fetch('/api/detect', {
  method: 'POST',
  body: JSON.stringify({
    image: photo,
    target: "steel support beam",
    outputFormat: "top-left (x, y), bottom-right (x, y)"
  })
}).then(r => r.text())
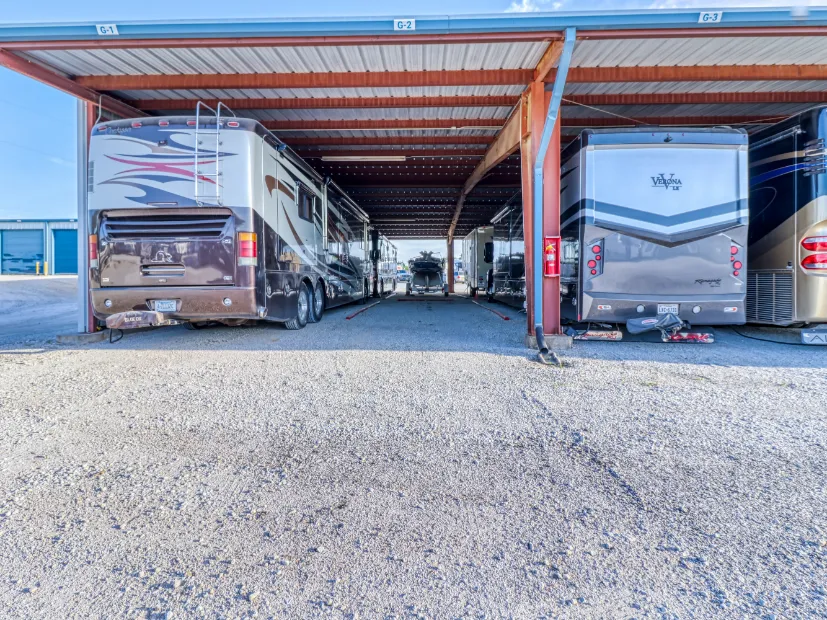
top-left (447, 239), bottom-right (455, 294)
top-left (76, 65), bottom-right (827, 92)
top-left (76, 101), bottom-right (93, 334)
top-left (135, 95), bottom-right (518, 111)
top-left (77, 69), bottom-right (534, 91)
top-left (263, 118), bottom-right (503, 131)
top-left (530, 27), bottom-right (575, 350)
top-left (559, 114), bottom-right (785, 127)
top-left (534, 40), bottom-right (564, 82)
top-left (562, 64), bottom-right (827, 83)
top-left (296, 149), bottom-right (487, 158)
top-left (285, 137), bottom-right (493, 146)
top-left (565, 91), bottom-right (827, 106)
top-left (0, 49), bottom-right (146, 119)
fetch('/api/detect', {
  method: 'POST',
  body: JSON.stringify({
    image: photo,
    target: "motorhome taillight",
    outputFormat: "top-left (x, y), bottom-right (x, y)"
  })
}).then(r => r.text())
top-left (227, 121), bottom-right (240, 128)
top-left (733, 261), bottom-right (743, 270)
top-left (801, 253), bottom-right (827, 270)
top-left (587, 240), bottom-right (604, 278)
top-left (89, 235), bottom-right (99, 269)
top-left (238, 232), bottom-right (258, 267)
top-left (802, 236), bottom-right (827, 251)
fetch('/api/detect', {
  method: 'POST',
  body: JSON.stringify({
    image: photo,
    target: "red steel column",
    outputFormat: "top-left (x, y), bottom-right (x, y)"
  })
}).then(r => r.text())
top-left (520, 82), bottom-right (550, 335)
top-left (521, 82), bottom-right (562, 338)
top-left (542, 113), bottom-right (562, 335)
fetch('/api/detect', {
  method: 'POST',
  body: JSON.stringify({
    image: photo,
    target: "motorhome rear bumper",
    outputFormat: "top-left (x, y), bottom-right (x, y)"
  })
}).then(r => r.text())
top-left (91, 286), bottom-right (259, 321)
top-left (580, 294), bottom-right (746, 325)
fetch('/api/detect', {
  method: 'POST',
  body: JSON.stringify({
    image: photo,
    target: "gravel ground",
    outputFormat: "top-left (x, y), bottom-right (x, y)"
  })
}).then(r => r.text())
top-left (0, 285), bottom-right (825, 619)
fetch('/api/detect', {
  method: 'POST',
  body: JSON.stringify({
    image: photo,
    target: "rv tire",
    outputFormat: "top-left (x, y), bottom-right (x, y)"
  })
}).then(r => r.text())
top-left (284, 283), bottom-right (310, 330)
top-left (308, 279), bottom-right (324, 323)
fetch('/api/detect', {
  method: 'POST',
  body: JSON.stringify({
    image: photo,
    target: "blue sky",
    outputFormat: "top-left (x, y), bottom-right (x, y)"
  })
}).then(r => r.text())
top-left (0, 0), bottom-right (815, 233)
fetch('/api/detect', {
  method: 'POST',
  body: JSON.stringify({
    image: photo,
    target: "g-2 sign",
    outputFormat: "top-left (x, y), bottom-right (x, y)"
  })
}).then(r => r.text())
top-left (394, 19), bottom-right (416, 31)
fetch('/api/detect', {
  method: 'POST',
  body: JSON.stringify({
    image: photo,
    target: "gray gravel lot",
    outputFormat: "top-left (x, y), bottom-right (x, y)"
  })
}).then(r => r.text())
top-left (0, 285), bottom-right (825, 619)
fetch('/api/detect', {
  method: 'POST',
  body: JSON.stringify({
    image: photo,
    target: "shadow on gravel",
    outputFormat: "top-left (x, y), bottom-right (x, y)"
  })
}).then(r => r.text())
top-left (4, 292), bottom-right (827, 369)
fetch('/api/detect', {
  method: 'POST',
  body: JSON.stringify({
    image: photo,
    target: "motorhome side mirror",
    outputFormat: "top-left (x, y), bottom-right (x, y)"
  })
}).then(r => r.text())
top-left (370, 249), bottom-right (380, 261)
top-left (483, 242), bottom-right (494, 263)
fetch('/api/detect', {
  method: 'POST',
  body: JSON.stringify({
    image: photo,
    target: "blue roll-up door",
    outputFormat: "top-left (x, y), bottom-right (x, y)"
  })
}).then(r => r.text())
top-left (1, 230), bottom-right (44, 274)
top-left (53, 229), bottom-right (78, 274)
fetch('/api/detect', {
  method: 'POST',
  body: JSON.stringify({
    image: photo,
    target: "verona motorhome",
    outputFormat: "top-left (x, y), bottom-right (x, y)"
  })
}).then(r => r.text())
top-left (559, 127), bottom-right (749, 329)
top-left (88, 110), bottom-right (372, 330)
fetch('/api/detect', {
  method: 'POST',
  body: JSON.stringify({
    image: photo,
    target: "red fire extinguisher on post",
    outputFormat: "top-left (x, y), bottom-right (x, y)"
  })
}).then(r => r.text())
top-left (543, 236), bottom-right (560, 277)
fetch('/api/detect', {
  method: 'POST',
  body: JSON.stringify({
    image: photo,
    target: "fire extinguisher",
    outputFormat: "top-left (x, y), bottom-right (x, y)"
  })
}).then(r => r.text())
top-left (543, 236), bottom-right (560, 277)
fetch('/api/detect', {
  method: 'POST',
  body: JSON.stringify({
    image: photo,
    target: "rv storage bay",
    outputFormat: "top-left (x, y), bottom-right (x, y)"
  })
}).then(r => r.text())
top-left (0, 290), bottom-right (825, 617)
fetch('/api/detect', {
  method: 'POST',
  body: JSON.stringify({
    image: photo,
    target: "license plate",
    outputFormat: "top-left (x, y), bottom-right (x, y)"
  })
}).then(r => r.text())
top-left (657, 304), bottom-right (679, 315)
top-left (154, 300), bottom-right (177, 312)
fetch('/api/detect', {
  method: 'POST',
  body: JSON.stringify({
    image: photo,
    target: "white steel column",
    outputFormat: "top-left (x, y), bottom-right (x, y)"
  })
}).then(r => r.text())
top-left (76, 100), bottom-right (92, 333)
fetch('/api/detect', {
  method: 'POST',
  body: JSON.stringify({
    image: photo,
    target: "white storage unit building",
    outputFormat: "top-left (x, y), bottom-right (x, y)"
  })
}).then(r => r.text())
top-left (0, 220), bottom-right (78, 275)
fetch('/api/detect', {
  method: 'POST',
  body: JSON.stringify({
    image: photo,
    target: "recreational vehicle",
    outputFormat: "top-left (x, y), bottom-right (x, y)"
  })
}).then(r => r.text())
top-left (407, 253), bottom-right (449, 296)
top-left (559, 127), bottom-right (749, 330)
top-left (88, 110), bottom-right (371, 331)
top-left (748, 107), bottom-right (827, 326)
top-left (486, 198), bottom-right (526, 309)
top-left (373, 233), bottom-right (398, 296)
top-left (462, 226), bottom-right (494, 296)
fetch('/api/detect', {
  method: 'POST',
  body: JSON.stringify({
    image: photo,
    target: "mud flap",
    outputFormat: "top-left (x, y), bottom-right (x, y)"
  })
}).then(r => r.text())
top-left (105, 311), bottom-right (180, 329)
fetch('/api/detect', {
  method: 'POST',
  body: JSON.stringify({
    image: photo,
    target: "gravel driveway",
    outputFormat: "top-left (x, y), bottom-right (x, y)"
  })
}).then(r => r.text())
top-left (0, 289), bottom-right (825, 618)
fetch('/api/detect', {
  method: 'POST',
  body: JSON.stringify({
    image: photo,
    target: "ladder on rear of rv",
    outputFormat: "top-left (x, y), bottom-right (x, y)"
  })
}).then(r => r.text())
top-left (193, 101), bottom-right (236, 206)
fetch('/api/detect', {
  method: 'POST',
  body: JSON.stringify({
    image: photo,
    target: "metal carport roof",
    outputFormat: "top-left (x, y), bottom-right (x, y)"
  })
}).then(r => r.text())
top-left (2, 8), bottom-right (827, 239)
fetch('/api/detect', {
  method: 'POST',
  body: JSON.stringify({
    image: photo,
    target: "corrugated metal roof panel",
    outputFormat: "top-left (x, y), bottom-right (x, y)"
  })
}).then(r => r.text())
top-left (28, 42), bottom-right (547, 77)
top-left (572, 37), bottom-right (827, 68)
